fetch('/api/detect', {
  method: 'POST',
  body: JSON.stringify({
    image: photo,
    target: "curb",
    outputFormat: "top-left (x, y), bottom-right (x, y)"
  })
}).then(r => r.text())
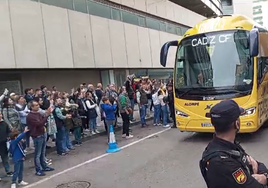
top-left (14, 117), bottom-right (153, 161)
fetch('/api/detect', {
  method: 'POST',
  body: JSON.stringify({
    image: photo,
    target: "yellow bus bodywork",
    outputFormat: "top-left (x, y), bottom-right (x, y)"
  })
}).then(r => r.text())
top-left (174, 15), bottom-right (268, 133)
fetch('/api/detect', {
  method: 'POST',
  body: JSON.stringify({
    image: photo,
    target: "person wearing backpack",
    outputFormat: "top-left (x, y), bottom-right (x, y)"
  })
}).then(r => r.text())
top-left (9, 126), bottom-right (29, 188)
top-left (0, 111), bottom-right (13, 181)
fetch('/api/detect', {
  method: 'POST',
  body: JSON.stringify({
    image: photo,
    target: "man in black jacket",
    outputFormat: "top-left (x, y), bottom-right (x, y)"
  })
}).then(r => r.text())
top-left (0, 111), bottom-right (13, 178)
top-left (200, 100), bottom-right (268, 188)
top-left (125, 76), bottom-right (136, 122)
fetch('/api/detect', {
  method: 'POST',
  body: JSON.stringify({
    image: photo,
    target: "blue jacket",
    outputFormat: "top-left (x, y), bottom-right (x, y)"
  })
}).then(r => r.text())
top-left (9, 132), bottom-right (26, 163)
top-left (101, 103), bottom-right (117, 120)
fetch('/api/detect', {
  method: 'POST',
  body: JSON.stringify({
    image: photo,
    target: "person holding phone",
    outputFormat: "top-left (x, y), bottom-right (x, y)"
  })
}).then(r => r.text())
top-left (26, 101), bottom-right (54, 176)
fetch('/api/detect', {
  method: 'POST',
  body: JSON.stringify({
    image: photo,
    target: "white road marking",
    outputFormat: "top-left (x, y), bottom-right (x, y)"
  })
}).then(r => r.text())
top-left (24, 127), bottom-right (171, 188)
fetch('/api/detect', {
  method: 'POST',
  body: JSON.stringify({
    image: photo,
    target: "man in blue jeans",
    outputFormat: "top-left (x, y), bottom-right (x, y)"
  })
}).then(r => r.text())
top-left (53, 98), bottom-right (73, 155)
top-left (26, 101), bottom-right (54, 176)
top-left (136, 85), bottom-right (150, 127)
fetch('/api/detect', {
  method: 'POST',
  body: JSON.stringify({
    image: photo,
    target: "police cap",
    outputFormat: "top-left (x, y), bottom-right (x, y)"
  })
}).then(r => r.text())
top-left (206, 100), bottom-right (245, 127)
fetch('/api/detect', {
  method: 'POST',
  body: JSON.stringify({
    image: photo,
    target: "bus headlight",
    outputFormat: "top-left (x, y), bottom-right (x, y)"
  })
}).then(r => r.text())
top-left (176, 109), bottom-right (189, 117)
top-left (241, 107), bottom-right (256, 116)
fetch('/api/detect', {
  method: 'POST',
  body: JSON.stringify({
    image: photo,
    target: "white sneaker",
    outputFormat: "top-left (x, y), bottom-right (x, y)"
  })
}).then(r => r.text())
top-left (18, 181), bottom-right (29, 186)
top-left (95, 130), bottom-right (100, 134)
top-left (11, 183), bottom-right (16, 188)
top-left (91, 131), bottom-right (96, 135)
top-left (163, 124), bottom-right (170, 128)
top-left (126, 135), bottom-right (134, 139)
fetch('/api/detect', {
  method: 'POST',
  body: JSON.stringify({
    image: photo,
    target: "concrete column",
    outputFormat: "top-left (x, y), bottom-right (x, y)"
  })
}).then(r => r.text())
top-left (109, 70), bottom-right (115, 84)
top-left (125, 69), bottom-right (130, 77)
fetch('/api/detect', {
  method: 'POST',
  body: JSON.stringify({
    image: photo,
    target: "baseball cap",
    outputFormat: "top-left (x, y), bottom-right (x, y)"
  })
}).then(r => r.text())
top-left (206, 100), bottom-right (245, 126)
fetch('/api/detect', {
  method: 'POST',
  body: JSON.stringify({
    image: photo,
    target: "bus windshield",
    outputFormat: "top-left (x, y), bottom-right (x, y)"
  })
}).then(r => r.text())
top-left (175, 30), bottom-right (253, 99)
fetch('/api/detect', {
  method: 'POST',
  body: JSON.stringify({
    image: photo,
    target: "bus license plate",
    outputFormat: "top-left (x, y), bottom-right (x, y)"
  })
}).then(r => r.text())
top-left (201, 123), bottom-right (213, 127)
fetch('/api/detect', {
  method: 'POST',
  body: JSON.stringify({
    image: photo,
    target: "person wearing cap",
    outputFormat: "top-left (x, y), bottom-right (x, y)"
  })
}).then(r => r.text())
top-left (10, 93), bottom-right (16, 101)
top-left (200, 100), bottom-right (268, 188)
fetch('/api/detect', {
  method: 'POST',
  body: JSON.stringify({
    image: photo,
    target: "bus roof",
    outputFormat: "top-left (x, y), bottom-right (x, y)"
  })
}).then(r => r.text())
top-left (183, 14), bottom-right (266, 38)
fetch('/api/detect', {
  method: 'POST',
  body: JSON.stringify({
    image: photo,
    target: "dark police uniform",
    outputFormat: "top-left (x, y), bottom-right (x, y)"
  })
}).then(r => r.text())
top-left (199, 100), bottom-right (268, 188)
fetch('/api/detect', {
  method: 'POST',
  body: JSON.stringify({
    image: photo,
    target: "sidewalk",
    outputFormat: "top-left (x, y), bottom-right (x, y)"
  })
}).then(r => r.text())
top-left (0, 105), bottom-right (153, 163)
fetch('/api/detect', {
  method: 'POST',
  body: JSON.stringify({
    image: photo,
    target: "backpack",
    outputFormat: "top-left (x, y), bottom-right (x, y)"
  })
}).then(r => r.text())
top-left (163, 96), bottom-right (169, 103)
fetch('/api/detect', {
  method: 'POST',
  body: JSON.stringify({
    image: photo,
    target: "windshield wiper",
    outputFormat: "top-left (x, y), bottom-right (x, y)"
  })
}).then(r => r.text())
top-left (190, 87), bottom-right (251, 93)
top-left (217, 89), bottom-right (251, 95)
top-left (176, 88), bottom-right (201, 97)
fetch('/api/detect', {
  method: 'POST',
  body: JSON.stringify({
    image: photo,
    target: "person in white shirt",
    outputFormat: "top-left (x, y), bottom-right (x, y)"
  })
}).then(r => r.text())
top-left (158, 89), bottom-right (170, 128)
top-left (152, 88), bottom-right (161, 126)
top-left (85, 92), bottom-right (99, 135)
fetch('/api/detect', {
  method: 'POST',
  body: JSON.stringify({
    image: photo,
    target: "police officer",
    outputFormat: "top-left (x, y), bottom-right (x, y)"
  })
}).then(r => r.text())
top-left (200, 100), bottom-right (268, 188)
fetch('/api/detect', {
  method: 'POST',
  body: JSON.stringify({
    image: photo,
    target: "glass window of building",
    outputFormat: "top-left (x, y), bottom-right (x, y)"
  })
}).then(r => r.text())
top-left (114, 70), bottom-right (126, 87)
top-left (129, 69), bottom-right (147, 77)
top-left (146, 17), bottom-right (160, 30)
top-left (159, 22), bottom-right (166, 32)
top-left (176, 26), bottom-right (182, 35)
top-left (100, 70), bottom-right (110, 88)
top-left (87, 1), bottom-right (111, 19)
top-left (111, 8), bottom-right (121, 21)
top-left (166, 23), bottom-right (176, 35)
top-left (73, 0), bottom-right (88, 13)
top-left (121, 10), bottom-right (139, 25)
top-left (40, 0), bottom-right (74, 9)
top-left (221, 0), bottom-right (232, 6)
top-left (138, 16), bottom-right (146, 27)
top-left (147, 69), bottom-right (173, 82)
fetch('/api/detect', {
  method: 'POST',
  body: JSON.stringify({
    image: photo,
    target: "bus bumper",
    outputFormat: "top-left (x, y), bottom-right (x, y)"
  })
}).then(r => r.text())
top-left (176, 118), bottom-right (259, 133)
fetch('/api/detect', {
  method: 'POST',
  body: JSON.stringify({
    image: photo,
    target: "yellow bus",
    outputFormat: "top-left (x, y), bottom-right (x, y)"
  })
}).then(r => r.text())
top-left (160, 15), bottom-right (268, 133)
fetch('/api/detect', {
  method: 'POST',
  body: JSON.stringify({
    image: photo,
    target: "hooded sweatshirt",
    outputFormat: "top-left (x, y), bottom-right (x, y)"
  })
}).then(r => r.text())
top-left (100, 103), bottom-right (117, 120)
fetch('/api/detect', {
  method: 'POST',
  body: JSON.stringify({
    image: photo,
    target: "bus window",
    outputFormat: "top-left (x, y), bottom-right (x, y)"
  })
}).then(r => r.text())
top-left (174, 30), bottom-right (253, 98)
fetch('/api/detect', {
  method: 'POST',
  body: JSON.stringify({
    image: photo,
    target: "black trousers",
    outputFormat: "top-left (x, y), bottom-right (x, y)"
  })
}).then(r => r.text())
top-left (121, 112), bottom-right (130, 136)
top-left (169, 104), bottom-right (176, 126)
top-left (81, 117), bottom-right (89, 130)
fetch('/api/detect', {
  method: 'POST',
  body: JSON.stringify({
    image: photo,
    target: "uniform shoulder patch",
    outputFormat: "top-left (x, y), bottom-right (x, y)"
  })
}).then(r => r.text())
top-left (232, 168), bottom-right (247, 184)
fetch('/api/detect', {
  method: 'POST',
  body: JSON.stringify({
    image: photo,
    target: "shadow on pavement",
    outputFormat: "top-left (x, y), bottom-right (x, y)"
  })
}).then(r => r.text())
top-left (180, 125), bottom-right (268, 144)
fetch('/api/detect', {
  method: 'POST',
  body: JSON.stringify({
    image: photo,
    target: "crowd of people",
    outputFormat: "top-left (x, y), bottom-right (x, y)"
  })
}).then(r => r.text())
top-left (0, 74), bottom-right (175, 188)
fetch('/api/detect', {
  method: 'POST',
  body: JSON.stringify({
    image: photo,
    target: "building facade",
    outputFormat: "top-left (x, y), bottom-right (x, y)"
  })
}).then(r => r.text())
top-left (0, 0), bottom-right (221, 93)
top-left (222, 0), bottom-right (254, 19)
top-left (253, 0), bottom-right (268, 27)
top-left (221, 0), bottom-right (268, 28)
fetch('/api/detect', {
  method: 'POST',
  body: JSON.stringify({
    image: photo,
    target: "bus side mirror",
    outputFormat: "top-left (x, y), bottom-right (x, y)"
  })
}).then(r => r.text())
top-left (249, 28), bottom-right (259, 57)
top-left (160, 40), bottom-right (178, 67)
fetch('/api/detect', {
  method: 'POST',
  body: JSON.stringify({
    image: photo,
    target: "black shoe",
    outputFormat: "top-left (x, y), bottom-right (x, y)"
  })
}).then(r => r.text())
top-left (36, 170), bottom-right (46, 176)
top-left (6, 172), bottom-right (13, 176)
top-left (58, 152), bottom-right (67, 156)
top-left (44, 167), bottom-right (54, 171)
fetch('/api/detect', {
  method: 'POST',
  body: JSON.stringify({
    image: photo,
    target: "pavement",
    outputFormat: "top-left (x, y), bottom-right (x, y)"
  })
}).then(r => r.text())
top-left (1, 119), bottom-right (268, 188)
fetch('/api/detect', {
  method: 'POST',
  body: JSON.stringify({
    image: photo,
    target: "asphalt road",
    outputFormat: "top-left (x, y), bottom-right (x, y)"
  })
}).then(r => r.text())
top-left (1, 122), bottom-right (268, 188)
